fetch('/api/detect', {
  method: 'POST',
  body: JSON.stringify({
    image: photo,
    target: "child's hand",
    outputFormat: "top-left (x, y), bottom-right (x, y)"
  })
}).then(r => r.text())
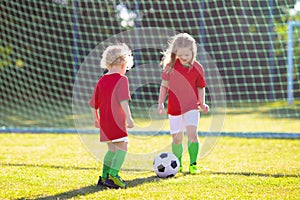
top-left (127, 117), bottom-right (134, 128)
top-left (94, 118), bottom-right (100, 128)
top-left (157, 103), bottom-right (165, 114)
top-left (199, 103), bottom-right (209, 114)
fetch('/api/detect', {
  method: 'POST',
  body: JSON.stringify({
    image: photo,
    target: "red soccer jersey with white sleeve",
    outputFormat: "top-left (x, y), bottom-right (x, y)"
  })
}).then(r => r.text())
top-left (90, 73), bottom-right (131, 142)
top-left (162, 59), bottom-right (206, 116)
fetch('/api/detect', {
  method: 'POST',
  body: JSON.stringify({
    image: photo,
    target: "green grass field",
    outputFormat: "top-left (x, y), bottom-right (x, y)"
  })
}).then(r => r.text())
top-left (1, 133), bottom-right (300, 200)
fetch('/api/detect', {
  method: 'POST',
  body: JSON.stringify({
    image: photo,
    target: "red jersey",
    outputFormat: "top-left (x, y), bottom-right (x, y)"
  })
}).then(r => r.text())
top-left (90, 73), bottom-right (131, 142)
top-left (162, 59), bottom-right (206, 115)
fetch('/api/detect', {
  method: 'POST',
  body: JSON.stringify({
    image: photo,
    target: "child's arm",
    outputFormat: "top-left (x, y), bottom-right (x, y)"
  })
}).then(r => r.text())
top-left (120, 100), bottom-right (134, 128)
top-left (197, 87), bottom-right (209, 114)
top-left (93, 109), bottom-right (100, 128)
top-left (157, 80), bottom-right (169, 114)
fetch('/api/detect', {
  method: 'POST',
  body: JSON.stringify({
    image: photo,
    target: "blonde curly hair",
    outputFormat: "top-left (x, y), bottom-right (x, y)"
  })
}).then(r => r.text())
top-left (100, 43), bottom-right (133, 70)
top-left (160, 33), bottom-right (197, 72)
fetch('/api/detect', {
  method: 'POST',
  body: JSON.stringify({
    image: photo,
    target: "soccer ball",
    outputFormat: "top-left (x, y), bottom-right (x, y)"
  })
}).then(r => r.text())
top-left (153, 152), bottom-right (180, 178)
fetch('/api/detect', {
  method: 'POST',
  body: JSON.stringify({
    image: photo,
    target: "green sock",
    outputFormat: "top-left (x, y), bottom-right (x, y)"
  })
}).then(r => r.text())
top-left (188, 141), bottom-right (199, 165)
top-left (172, 143), bottom-right (183, 167)
top-left (102, 150), bottom-right (115, 179)
top-left (109, 150), bottom-right (127, 177)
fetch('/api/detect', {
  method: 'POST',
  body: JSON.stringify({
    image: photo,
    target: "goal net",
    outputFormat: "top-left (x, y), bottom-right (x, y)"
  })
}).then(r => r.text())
top-left (0, 0), bottom-right (299, 134)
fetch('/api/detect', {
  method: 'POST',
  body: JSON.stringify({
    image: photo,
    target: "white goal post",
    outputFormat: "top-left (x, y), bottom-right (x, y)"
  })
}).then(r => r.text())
top-left (287, 20), bottom-right (300, 105)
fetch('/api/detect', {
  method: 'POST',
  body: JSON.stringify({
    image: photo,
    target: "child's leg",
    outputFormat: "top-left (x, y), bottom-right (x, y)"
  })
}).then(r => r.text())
top-left (102, 144), bottom-right (116, 179)
top-left (172, 132), bottom-right (184, 167)
top-left (103, 141), bottom-right (127, 188)
top-left (109, 141), bottom-right (127, 177)
top-left (186, 125), bottom-right (199, 165)
top-left (169, 114), bottom-right (184, 167)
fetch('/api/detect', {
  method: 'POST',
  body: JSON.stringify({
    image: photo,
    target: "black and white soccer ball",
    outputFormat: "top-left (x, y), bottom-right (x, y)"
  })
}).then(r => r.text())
top-left (153, 152), bottom-right (180, 178)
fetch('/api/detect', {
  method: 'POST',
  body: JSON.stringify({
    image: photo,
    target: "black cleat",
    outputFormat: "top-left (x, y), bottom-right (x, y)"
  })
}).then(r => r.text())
top-left (97, 176), bottom-right (104, 186)
top-left (103, 174), bottom-right (126, 189)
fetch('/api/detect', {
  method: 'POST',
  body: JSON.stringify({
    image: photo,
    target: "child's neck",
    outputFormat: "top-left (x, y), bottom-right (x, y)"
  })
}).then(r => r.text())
top-left (107, 65), bottom-right (122, 74)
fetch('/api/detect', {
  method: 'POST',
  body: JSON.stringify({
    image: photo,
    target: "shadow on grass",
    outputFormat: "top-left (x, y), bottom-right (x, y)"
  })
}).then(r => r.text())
top-left (208, 171), bottom-right (300, 178)
top-left (3, 162), bottom-right (157, 199)
top-left (1, 163), bottom-right (98, 171)
top-left (1, 163), bottom-right (149, 172)
top-left (27, 185), bottom-right (106, 200)
top-left (16, 176), bottom-right (159, 200)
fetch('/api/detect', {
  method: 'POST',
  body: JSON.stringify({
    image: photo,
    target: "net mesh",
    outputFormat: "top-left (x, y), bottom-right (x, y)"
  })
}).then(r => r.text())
top-left (0, 0), bottom-right (299, 132)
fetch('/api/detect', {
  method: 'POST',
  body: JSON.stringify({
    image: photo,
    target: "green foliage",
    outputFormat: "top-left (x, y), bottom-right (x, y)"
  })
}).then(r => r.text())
top-left (1, 1), bottom-right (300, 131)
top-left (0, 45), bottom-right (13, 68)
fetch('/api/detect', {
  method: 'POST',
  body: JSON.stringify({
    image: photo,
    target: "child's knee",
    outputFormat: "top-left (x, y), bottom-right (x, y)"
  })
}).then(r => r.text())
top-left (172, 132), bottom-right (184, 144)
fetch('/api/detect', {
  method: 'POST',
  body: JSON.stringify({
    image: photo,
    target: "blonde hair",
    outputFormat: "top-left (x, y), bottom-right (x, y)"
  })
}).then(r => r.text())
top-left (100, 43), bottom-right (133, 70)
top-left (161, 33), bottom-right (197, 72)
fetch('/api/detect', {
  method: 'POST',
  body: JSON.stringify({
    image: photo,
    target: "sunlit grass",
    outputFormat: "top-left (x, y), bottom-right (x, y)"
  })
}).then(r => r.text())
top-left (0, 133), bottom-right (299, 199)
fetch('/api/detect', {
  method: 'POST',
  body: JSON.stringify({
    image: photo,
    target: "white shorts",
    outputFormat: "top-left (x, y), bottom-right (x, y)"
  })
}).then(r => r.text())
top-left (111, 136), bottom-right (128, 143)
top-left (168, 110), bottom-right (199, 134)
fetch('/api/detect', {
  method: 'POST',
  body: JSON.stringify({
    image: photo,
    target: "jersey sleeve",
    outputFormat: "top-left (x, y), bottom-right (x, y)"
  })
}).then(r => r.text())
top-left (195, 62), bottom-right (207, 88)
top-left (196, 73), bottom-right (206, 88)
top-left (89, 82), bottom-right (100, 109)
top-left (117, 76), bottom-right (131, 102)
